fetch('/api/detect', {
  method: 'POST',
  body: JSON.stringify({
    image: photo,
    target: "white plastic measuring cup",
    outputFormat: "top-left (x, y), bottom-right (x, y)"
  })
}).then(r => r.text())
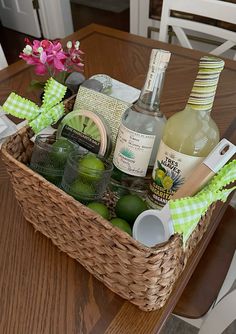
top-left (132, 138), bottom-right (236, 247)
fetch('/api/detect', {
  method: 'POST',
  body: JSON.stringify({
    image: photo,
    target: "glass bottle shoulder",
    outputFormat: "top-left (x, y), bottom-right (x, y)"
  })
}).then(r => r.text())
top-left (122, 106), bottom-right (166, 135)
top-left (162, 105), bottom-right (219, 156)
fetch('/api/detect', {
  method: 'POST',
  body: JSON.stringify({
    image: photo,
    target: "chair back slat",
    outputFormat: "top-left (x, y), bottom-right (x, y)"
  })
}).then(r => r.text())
top-left (159, 0), bottom-right (236, 59)
top-left (173, 27), bottom-right (193, 50)
top-left (163, 0), bottom-right (236, 25)
top-left (212, 41), bottom-right (236, 57)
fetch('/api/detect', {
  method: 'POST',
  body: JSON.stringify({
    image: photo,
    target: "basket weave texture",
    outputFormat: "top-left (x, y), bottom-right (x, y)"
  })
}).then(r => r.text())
top-left (1, 124), bottom-right (215, 311)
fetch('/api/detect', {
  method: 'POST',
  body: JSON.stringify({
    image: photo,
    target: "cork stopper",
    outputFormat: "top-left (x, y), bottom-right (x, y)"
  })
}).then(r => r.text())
top-left (150, 49), bottom-right (171, 69)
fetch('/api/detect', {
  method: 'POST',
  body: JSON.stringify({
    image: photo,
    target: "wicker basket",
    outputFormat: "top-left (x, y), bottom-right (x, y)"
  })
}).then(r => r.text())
top-left (1, 123), bottom-right (215, 311)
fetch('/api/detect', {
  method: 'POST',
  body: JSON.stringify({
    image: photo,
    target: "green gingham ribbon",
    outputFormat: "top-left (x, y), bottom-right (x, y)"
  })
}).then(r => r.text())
top-left (2, 78), bottom-right (67, 133)
top-left (169, 160), bottom-right (236, 246)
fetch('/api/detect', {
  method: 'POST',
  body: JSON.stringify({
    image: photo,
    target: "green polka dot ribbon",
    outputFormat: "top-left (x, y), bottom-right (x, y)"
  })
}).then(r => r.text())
top-left (170, 160), bottom-right (236, 247)
top-left (2, 78), bottom-right (67, 134)
top-left (187, 56), bottom-right (225, 112)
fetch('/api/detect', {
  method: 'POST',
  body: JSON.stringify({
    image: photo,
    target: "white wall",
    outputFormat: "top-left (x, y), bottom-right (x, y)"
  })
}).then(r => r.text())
top-left (39, 0), bottom-right (74, 39)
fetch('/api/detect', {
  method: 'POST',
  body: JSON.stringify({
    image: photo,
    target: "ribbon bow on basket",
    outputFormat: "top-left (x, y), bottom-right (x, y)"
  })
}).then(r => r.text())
top-left (133, 140), bottom-right (235, 248)
top-left (170, 159), bottom-right (236, 246)
top-left (2, 78), bottom-right (67, 134)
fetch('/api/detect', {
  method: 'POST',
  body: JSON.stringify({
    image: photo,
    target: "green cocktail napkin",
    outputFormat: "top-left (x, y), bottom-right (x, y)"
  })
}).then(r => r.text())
top-left (2, 78), bottom-right (67, 133)
top-left (170, 160), bottom-right (236, 246)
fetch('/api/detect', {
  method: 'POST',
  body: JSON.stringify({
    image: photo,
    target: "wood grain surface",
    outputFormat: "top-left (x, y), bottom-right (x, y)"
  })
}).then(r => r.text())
top-left (0, 24), bottom-right (235, 334)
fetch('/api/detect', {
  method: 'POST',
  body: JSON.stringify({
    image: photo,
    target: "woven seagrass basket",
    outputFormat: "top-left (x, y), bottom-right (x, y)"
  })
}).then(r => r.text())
top-left (1, 96), bottom-right (215, 311)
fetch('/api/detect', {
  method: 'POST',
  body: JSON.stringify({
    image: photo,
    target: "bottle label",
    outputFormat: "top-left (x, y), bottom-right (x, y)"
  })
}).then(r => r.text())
top-left (113, 124), bottom-right (156, 177)
top-left (147, 140), bottom-right (204, 209)
top-left (143, 50), bottom-right (160, 92)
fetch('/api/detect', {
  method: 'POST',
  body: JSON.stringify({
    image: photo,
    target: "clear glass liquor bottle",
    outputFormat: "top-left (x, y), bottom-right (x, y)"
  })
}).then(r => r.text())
top-left (112, 49), bottom-right (171, 184)
top-left (147, 56), bottom-right (225, 209)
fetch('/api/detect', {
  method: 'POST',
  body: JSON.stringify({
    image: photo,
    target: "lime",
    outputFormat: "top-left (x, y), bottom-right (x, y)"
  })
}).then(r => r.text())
top-left (162, 176), bottom-right (173, 190)
top-left (52, 138), bottom-right (75, 151)
top-left (40, 172), bottom-right (62, 186)
top-left (115, 194), bottom-right (148, 225)
top-left (79, 154), bottom-right (105, 182)
top-left (87, 202), bottom-right (110, 220)
top-left (69, 179), bottom-right (95, 201)
top-left (50, 138), bottom-right (75, 166)
top-left (155, 168), bottom-right (166, 181)
top-left (110, 218), bottom-right (132, 235)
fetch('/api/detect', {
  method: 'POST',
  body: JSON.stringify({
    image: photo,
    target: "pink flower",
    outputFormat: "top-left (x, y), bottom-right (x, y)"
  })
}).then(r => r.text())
top-left (34, 63), bottom-right (48, 75)
top-left (45, 41), bottom-right (67, 72)
top-left (19, 38), bottom-right (84, 83)
top-left (40, 40), bottom-right (52, 49)
top-left (65, 40), bottom-right (84, 72)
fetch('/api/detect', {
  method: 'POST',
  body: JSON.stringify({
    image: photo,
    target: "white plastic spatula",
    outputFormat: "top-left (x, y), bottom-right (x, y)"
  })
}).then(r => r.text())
top-left (132, 138), bottom-right (236, 247)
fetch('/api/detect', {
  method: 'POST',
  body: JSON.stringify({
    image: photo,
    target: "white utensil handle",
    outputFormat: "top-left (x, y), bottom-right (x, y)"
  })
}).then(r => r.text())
top-left (204, 139), bottom-right (236, 173)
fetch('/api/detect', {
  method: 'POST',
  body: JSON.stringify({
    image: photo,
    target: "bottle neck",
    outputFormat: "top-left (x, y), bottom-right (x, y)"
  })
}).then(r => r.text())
top-left (135, 69), bottom-right (166, 116)
top-left (184, 104), bottom-right (211, 119)
top-left (186, 56), bottom-right (224, 114)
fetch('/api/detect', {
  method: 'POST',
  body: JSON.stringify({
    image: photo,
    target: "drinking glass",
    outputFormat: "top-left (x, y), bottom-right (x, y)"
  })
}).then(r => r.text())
top-left (30, 134), bottom-right (76, 186)
top-left (109, 167), bottom-right (149, 200)
top-left (61, 152), bottom-right (113, 203)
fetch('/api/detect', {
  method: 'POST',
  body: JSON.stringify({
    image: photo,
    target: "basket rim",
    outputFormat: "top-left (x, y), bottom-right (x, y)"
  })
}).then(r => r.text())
top-left (1, 125), bottom-right (181, 255)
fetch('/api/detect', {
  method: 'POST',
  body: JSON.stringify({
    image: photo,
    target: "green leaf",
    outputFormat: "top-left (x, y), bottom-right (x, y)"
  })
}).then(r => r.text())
top-left (155, 178), bottom-right (163, 187)
top-left (27, 80), bottom-right (46, 92)
top-left (157, 160), bottom-right (166, 173)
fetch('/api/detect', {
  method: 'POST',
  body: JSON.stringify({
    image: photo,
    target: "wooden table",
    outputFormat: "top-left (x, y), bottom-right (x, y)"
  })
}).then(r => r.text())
top-left (0, 24), bottom-right (235, 334)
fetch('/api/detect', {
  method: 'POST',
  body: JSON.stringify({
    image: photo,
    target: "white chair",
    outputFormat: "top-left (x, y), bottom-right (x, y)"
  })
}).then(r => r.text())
top-left (173, 205), bottom-right (236, 334)
top-left (200, 201), bottom-right (236, 334)
top-left (159, 0), bottom-right (236, 60)
top-left (162, 253), bottom-right (236, 334)
top-left (177, 252), bottom-right (236, 334)
top-left (199, 283), bottom-right (236, 333)
top-left (0, 43), bottom-right (8, 70)
top-left (130, 0), bottom-right (160, 37)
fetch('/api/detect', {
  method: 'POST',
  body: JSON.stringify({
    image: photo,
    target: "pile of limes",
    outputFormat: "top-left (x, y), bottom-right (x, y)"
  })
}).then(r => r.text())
top-left (87, 193), bottom-right (148, 236)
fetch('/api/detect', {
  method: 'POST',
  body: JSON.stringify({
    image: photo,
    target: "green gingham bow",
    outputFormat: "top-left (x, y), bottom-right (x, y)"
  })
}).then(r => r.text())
top-left (170, 160), bottom-right (236, 246)
top-left (2, 78), bottom-right (67, 133)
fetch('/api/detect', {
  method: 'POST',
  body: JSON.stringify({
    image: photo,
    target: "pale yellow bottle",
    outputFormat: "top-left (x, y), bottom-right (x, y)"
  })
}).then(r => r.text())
top-left (147, 56), bottom-right (225, 209)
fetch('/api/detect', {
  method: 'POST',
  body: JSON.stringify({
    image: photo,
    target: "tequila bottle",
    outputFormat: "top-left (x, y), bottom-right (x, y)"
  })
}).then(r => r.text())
top-left (113, 49), bottom-right (171, 180)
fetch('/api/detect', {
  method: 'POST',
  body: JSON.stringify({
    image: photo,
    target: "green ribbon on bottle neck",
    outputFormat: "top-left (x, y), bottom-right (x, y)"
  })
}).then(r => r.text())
top-left (187, 56), bottom-right (225, 112)
top-left (2, 78), bottom-right (67, 133)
